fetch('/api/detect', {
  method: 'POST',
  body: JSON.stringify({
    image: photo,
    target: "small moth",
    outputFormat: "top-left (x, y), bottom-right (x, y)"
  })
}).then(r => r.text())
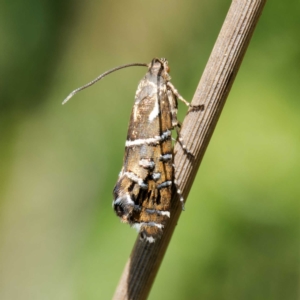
top-left (63, 58), bottom-right (202, 243)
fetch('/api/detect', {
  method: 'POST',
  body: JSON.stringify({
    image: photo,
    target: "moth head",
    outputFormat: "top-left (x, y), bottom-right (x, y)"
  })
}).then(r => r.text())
top-left (149, 58), bottom-right (171, 80)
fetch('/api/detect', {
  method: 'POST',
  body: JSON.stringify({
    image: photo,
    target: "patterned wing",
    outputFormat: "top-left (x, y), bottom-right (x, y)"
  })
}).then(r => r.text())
top-left (113, 60), bottom-right (174, 242)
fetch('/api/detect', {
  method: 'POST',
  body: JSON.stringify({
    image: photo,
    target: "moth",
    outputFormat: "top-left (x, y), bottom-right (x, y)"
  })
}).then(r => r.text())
top-left (63, 58), bottom-right (202, 243)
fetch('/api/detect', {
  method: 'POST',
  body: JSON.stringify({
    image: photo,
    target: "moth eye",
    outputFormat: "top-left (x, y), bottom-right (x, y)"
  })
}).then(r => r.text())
top-left (166, 66), bottom-right (170, 73)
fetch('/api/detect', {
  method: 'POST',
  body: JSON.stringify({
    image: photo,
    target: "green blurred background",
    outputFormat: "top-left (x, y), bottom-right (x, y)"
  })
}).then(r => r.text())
top-left (0, 1), bottom-right (299, 299)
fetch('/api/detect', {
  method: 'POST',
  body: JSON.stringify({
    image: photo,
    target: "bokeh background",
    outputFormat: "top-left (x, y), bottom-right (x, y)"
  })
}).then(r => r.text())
top-left (1, 1), bottom-right (299, 299)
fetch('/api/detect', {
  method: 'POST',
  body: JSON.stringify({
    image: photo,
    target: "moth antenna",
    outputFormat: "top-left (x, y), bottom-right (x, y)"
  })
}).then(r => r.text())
top-left (62, 62), bottom-right (148, 105)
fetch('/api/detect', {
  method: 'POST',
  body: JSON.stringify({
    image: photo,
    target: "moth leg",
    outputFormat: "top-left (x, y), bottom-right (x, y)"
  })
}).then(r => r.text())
top-left (173, 165), bottom-right (185, 211)
top-left (175, 125), bottom-right (194, 156)
top-left (167, 82), bottom-right (204, 111)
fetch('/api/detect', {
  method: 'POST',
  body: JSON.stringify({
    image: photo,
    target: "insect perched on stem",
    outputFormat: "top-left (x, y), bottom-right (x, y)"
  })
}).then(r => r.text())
top-left (63, 58), bottom-right (203, 243)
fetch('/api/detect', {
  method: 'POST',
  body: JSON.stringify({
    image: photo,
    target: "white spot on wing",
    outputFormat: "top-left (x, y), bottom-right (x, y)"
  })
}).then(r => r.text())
top-left (145, 208), bottom-right (170, 217)
top-left (113, 194), bottom-right (135, 207)
top-left (152, 172), bottom-right (161, 181)
top-left (157, 181), bottom-right (172, 189)
top-left (132, 223), bottom-right (142, 232)
top-left (149, 98), bottom-right (159, 121)
top-left (146, 236), bottom-right (155, 243)
top-left (160, 211), bottom-right (170, 217)
top-left (125, 130), bottom-right (171, 147)
top-left (124, 172), bottom-right (148, 189)
top-left (139, 159), bottom-right (155, 169)
top-left (159, 153), bottom-right (172, 162)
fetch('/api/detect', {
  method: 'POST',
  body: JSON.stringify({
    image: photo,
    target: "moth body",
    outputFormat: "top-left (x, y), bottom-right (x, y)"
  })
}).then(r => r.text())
top-left (62, 57), bottom-right (201, 243)
top-left (113, 58), bottom-right (182, 242)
